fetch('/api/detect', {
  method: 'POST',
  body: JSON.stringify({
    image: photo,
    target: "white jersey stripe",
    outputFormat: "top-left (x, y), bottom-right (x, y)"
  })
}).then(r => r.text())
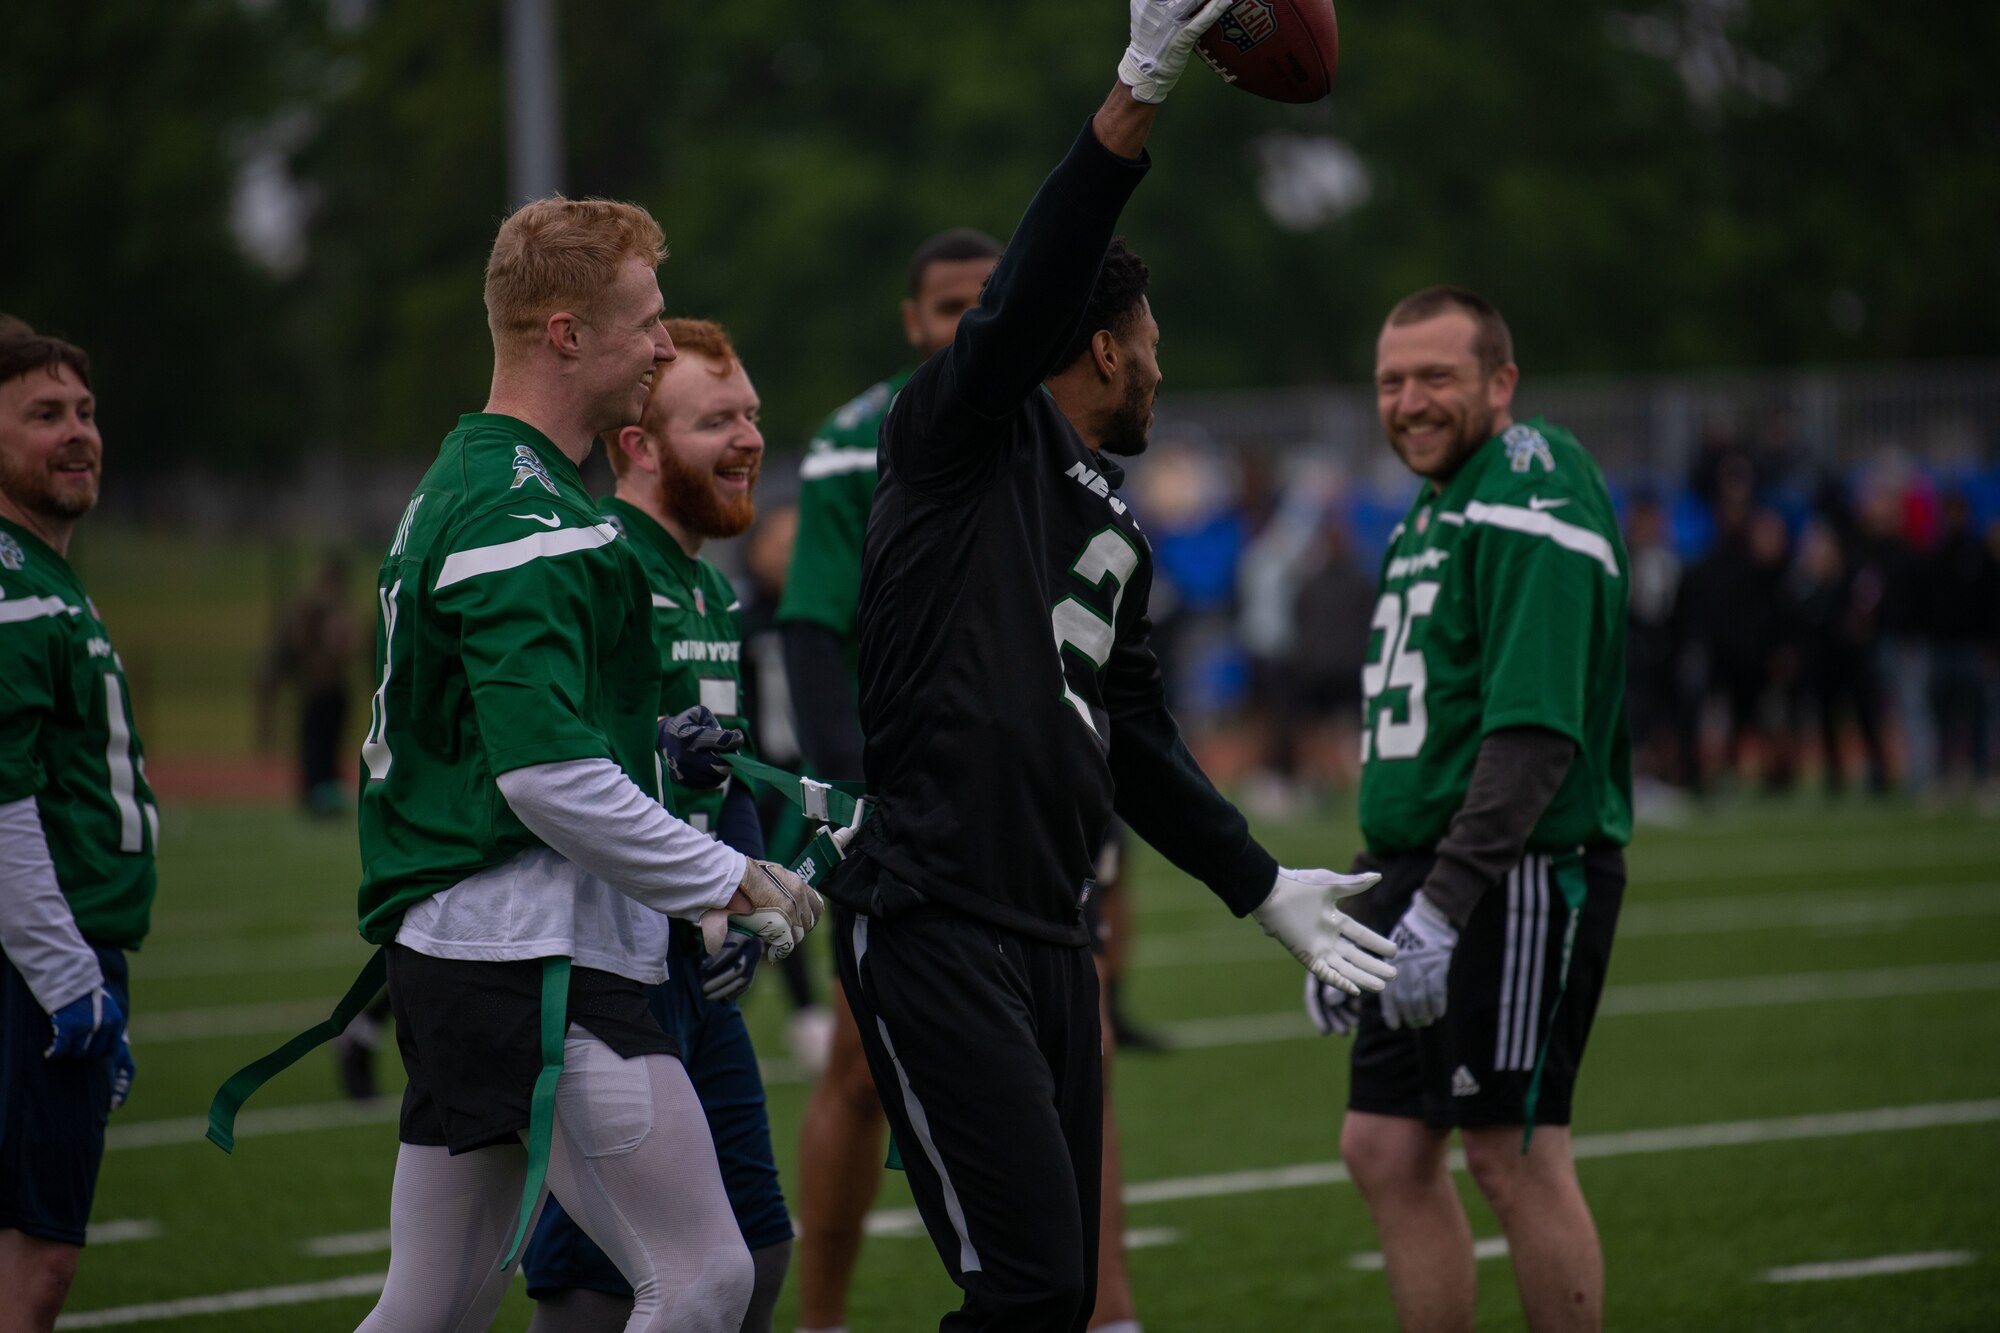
top-left (434, 522), bottom-right (620, 590)
top-left (798, 448), bottom-right (878, 482)
top-left (0, 595), bottom-right (78, 626)
top-left (650, 593), bottom-right (680, 610)
top-left (854, 917), bottom-right (983, 1275)
top-left (1462, 501), bottom-right (1621, 578)
top-left (103, 675), bottom-right (144, 853)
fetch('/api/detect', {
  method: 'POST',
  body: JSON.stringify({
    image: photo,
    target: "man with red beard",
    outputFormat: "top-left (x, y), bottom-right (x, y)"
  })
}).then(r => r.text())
top-left (523, 318), bottom-right (794, 1333)
top-left (0, 323), bottom-right (156, 1333)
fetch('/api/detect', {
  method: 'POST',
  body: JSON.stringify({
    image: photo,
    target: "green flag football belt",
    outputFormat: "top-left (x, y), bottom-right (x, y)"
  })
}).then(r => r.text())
top-left (204, 754), bottom-right (873, 1268)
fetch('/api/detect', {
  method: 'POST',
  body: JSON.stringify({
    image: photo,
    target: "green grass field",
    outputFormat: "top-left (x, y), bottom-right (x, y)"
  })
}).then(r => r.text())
top-left (58, 797), bottom-right (2000, 1331)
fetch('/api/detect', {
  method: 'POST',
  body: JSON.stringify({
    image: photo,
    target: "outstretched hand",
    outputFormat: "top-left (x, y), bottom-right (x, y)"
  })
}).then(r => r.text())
top-left (1252, 867), bottom-right (1398, 996)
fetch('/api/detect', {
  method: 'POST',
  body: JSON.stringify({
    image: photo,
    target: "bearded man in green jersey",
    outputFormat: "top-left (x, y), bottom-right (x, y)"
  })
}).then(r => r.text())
top-left (524, 318), bottom-right (795, 1333)
top-left (1307, 287), bottom-right (1631, 1333)
top-left (0, 324), bottom-right (156, 1333)
top-left (352, 199), bottom-right (819, 1333)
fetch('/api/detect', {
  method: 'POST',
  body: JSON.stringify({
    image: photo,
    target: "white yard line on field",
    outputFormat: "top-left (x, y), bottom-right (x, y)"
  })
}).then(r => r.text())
top-left (855, 1098), bottom-right (2000, 1247)
top-left (85, 1220), bottom-right (161, 1245)
top-left (1762, 1250), bottom-right (1977, 1282)
top-left (55, 1272), bottom-right (389, 1329)
top-left (1135, 882), bottom-right (2000, 967)
top-left (301, 1228), bottom-right (393, 1257)
top-left (106, 1097), bottom-right (395, 1152)
top-left (1349, 1236), bottom-right (1510, 1270)
top-left (67, 1099), bottom-right (2000, 1326)
top-left (1159, 959), bottom-right (2000, 1050)
top-left (110, 956), bottom-right (2000, 1108)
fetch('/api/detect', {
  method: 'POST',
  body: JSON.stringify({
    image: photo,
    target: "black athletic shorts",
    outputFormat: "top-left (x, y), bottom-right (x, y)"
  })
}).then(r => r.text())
top-left (1348, 844), bottom-right (1625, 1129)
top-left (0, 944), bottom-right (127, 1245)
top-left (385, 944), bottom-right (676, 1154)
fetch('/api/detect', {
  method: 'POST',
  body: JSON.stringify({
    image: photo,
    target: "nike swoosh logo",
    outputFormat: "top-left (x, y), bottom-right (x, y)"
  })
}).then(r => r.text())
top-left (1528, 496), bottom-right (1570, 512)
top-left (510, 512), bottom-right (562, 527)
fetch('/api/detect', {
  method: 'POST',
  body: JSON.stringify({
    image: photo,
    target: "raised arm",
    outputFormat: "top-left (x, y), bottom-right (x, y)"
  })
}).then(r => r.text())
top-left (935, 1), bottom-right (1230, 421)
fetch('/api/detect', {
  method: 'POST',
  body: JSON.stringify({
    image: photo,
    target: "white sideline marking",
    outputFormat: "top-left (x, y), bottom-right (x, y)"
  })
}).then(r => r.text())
top-left (125, 888), bottom-right (2000, 1040)
top-left (134, 998), bottom-right (332, 1043)
top-left (66, 1100), bottom-right (2000, 1326)
top-left (1136, 883), bottom-right (2000, 967)
top-left (85, 1219), bottom-right (160, 1245)
top-left (1161, 961), bottom-right (2000, 1050)
top-left (860, 1097), bottom-right (2000, 1235)
top-left (108, 958), bottom-right (2000, 1132)
top-left (1350, 1236), bottom-right (1510, 1270)
top-left (55, 1272), bottom-right (388, 1328)
top-left (302, 1228), bottom-right (393, 1257)
top-left (136, 933), bottom-right (367, 980)
top-left (135, 945), bottom-right (1995, 1050)
top-left (107, 1098), bottom-right (395, 1152)
top-left (1124, 1226), bottom-right (1183, 1249)
top-left (1762, 1250), bottom-right (1976, 1283)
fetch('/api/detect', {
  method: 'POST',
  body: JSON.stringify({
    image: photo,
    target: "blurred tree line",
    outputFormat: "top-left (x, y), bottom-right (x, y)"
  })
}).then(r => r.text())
top-left (4, 0), bottom-right (1995, 475)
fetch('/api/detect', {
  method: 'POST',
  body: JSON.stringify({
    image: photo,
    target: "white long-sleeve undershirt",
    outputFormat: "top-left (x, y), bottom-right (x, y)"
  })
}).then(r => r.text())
top-left (392, 757), bottom-right (742, 983)
top-left (496, 757), bottom-right (744, 916)
top-left (0, 796), bottom-right (104, 1014)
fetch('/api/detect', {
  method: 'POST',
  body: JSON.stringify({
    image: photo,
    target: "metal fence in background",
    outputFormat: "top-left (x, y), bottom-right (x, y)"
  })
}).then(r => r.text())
top-left (93, 358), bottom-right (2000, 541)
top-left (1156, 356), bottom-right (2000, 488)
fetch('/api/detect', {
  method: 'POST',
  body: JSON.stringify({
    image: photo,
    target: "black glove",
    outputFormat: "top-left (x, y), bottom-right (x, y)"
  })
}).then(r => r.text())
top-left (699, 927), bottom-right (762, 1003)
top-left (658, 705), bottom-right (746, 789)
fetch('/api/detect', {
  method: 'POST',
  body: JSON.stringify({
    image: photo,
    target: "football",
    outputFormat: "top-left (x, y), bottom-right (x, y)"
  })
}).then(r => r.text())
top-left (1195, 0), bottom-right (1339, 104)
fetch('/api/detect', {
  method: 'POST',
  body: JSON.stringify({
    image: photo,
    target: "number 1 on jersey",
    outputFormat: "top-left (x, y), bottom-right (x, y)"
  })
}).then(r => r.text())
top-left (362, 579), bottom-right (402, 780)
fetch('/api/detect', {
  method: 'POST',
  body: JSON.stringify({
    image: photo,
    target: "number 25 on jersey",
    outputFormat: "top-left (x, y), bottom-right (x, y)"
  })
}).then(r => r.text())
top-left (1361, 581), bottom-right (1439, 763)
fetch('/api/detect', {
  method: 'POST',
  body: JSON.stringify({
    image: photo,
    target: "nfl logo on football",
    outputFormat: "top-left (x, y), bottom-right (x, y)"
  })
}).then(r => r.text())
top-left (1217, 0), bottom-right (1278, 52)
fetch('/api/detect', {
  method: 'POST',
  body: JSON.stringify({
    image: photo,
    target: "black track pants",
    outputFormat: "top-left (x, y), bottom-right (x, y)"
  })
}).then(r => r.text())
top-left (833, 903), bottom-right (1102, 1333)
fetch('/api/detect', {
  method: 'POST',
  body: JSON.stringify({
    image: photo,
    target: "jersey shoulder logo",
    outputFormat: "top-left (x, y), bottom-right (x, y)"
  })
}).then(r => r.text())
top-left (0, 533), bottom-right (23, 571)
top-left (832, 381), bottom-right (892, 432)
top-left (603, 511), bottom-right (627, 537)
top-left (510, 444), bottom-right (558, 495)
top-left (1528, 495), bottom-right (1570, 512)
top-left (509, 511), bottom-right (562, 527)
top-left (1503, 424), bottom-right (1555, 474)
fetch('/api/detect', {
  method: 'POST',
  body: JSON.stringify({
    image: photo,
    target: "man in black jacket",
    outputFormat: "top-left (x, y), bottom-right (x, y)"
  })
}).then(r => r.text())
top-left (821, 5), bottom-right (1398, 1328)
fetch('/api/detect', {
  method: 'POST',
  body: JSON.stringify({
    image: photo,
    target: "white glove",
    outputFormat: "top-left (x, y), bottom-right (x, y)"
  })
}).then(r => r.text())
top-left (1119, 0), bottom-right (1236, 103)
top-left (1378, 893), bottom-right (1460, 1030)
top-left (1303, 971), bottom-right (1362, 1036)
top-left (1252, 867), bottom-right (1397, 996)
top-left (703, 858), bottom-right (824, 962)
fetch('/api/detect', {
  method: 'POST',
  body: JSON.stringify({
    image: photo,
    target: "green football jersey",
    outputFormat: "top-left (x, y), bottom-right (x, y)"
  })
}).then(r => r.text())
top-left (775, 370), bottom-right (908, 654)
top-left (0, 517), bottom-right (157, 948)
top-left (1357, 417), bottom-right (1633, 857)
top-left (355, 415), bottom-right (665, 944)
top-left (600, 498), bottom-right (746, 835)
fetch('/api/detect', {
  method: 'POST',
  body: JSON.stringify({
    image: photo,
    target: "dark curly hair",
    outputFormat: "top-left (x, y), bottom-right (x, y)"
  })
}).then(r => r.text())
top-left (1053, 238), bottom-right (1150, 374)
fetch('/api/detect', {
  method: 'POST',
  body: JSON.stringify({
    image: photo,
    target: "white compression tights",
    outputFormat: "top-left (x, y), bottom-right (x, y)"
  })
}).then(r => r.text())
top-left (356, 1029), bottom-right (752, 1333)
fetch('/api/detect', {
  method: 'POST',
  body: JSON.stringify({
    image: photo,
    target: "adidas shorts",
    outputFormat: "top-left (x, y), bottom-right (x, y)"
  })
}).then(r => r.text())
top-left (1347, 843), bottom-right (1624, 1129)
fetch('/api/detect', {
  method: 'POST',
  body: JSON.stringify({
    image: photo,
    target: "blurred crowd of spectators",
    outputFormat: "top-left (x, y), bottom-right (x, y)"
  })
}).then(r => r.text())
top-left (1121, 421), bottom-right (2000, 815)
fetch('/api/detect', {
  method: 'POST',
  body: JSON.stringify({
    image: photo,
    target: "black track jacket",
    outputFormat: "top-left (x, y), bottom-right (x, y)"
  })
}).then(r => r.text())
top-left (828, 119), bottom-right (1278, 946)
